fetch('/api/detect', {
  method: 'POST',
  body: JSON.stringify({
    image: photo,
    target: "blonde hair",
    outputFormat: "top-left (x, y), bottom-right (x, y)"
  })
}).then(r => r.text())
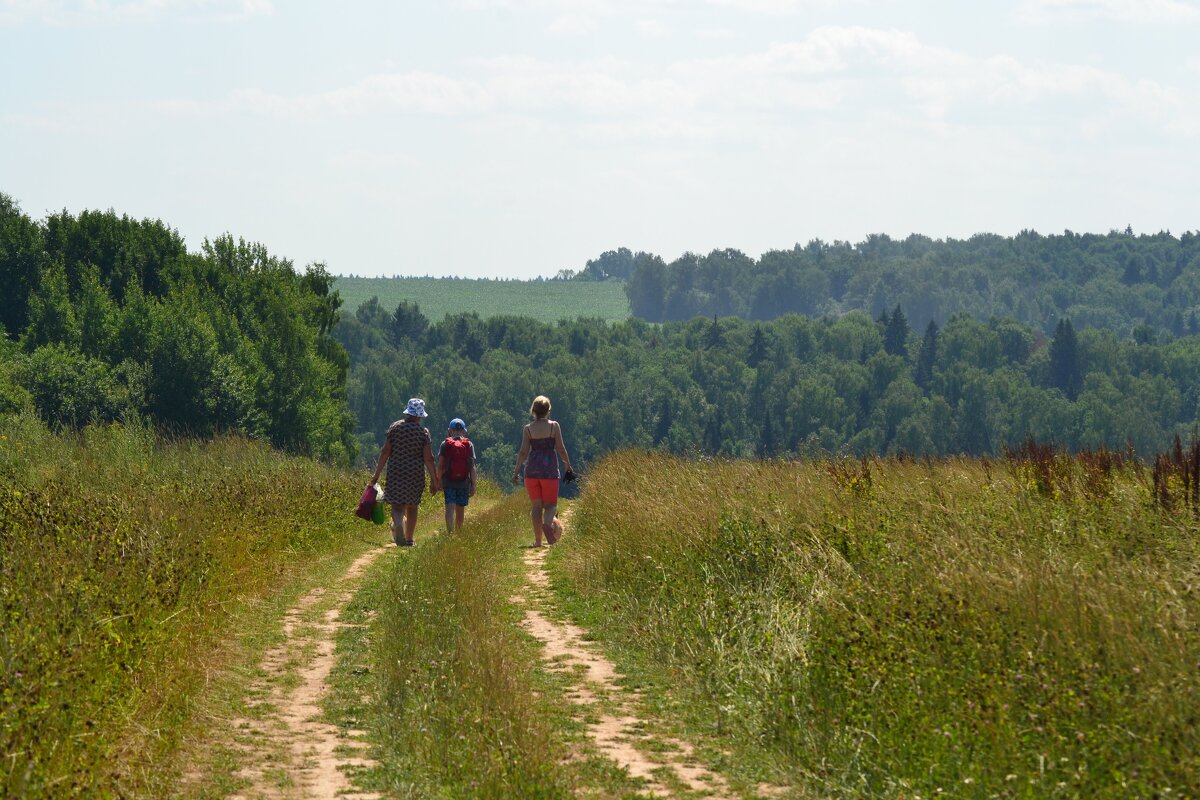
top-left (530, 395), bottom-right (551, 419)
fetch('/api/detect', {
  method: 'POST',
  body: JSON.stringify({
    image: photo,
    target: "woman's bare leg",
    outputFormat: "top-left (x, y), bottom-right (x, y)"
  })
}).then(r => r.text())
top-left (404, 504), bottom-right (418, 544)
top-left (390, 504), bottom-right (404, 545)
top-left (542, 502), bottom-right (559, 544)
top-left (530, 500), bottom-right (545, 545)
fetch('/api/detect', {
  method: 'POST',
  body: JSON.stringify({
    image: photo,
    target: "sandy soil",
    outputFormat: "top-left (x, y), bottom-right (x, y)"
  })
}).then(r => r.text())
top-left (226, 545), bottom-right (388, 800)
top-left (517, 510), bottom-right (735, 799)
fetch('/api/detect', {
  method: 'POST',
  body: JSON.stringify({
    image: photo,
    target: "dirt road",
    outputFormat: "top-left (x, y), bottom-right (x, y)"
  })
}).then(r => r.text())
top-left (226, 544), bottom-right (389, 800)
top-left (516, 511), bottom-right (735, 799)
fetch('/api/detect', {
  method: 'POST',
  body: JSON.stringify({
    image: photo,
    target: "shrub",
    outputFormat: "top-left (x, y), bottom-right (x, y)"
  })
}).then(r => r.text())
top-left (14, 344), bottom-right (131, 427)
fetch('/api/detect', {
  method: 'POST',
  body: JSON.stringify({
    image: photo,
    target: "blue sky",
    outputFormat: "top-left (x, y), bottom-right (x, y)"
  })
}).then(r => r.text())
top-left (2, 0), bottom-right (1197, 278)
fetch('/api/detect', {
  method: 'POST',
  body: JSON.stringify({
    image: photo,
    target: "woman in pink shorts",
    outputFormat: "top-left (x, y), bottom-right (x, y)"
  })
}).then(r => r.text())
top-left (512, 395), bottom-right (575, 546)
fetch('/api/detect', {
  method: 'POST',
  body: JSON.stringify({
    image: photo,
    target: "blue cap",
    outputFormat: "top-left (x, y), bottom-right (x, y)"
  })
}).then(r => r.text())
top-left (448, 417), bottom-right (467, 432)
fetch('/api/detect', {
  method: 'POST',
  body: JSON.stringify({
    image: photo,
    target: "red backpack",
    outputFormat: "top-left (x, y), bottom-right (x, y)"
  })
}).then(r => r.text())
top-left (443, 437), bottom-right (472, 481)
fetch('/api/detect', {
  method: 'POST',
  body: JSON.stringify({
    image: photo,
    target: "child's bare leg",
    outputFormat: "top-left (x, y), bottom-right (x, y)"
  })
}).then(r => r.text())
top-left (455, 505), bottom-right (465, 529)
top-left (530, 500), bottom-right (545, 545)
top-left (444, 503), bottom-right (455, 533)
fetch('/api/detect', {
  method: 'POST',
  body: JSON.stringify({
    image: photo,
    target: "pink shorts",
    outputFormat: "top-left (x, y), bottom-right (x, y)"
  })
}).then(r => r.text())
top-left (524, 478), bottom-right (559, 504)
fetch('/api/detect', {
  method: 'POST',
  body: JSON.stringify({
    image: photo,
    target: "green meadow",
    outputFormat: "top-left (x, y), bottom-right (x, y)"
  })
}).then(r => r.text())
top-left (7, 414), bottom-right (1199, 798)
top-left (0, 414), bottom-right (365, 797)
top-left (557, 450), bottom-right (1200, 798)
top-left (333, 276), bottom-right (631, 321)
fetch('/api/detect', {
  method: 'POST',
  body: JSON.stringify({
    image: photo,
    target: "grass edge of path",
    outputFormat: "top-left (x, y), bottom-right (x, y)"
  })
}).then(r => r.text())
top-left (339, 496), bottom-right (666, 799)
top-left (166, 524), bottom-right (394, 799)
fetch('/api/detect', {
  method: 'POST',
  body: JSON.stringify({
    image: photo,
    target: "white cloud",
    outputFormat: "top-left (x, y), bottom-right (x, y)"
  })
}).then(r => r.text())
top-left (242, 72), bottom-right (491, 116)
top-left (150, 24), bottom-right (1195, 143)
top-left (158, 56), bottom-right (695, 119)
top-left (1019, 0), bottom-right (1200, 23)
top-left (676, 27), bottom-right (965, 79)
top-left (694, 26), bottom-right (736, 39)
top-left (547, 13), bottom-right (599, 34)
top-left (634, 17), bottom-right (670, 37)
top-left (0, 0), bottom-right (272, 25)
top-left (706, 0), bottom-right (864, 10)
top-left (0, 110), bottom-right (68, 132)
top-left (459, 0), bottom-right (678, 12)
top-left (458, 0), bottom-right (859, 13)
top-left (672, 25), bottom-right (1189, 127)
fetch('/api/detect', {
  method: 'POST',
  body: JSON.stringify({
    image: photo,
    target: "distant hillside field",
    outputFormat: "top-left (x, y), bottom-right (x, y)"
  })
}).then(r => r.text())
top-left (334, 276), bottom-right (631, 321)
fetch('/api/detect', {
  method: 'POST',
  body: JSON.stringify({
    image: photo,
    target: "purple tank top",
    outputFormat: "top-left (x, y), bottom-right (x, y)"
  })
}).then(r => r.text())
top-left (525, 436), bottom-right (559, 479)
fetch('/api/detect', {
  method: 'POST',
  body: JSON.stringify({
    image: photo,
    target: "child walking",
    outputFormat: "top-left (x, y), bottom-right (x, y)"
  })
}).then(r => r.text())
top-left (437, 417), bottom-right (477, 532)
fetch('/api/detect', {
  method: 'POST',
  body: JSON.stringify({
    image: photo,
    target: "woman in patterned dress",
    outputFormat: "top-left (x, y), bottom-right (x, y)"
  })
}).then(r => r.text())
top-left (512, 395), bottom-right (575, 547)
top-left (371, 398), bottom-right (440, 546)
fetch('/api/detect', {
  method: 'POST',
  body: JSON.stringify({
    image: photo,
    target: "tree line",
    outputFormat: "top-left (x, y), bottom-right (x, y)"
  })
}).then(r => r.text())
top-left (337, 296), bottom-right (1200, 484)
top-left (7, 194), bottom-right (1200, 482)
top-left (578, 230), bottom-right (1200, 338)
top-left (0, 194), bottom-right (355, 462)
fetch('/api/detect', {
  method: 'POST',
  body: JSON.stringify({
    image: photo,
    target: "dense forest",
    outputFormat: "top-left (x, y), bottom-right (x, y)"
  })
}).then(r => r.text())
top-left (574, 231), bottom-right (1200, 337)
top-left (5, 194), bottom-right (1200, 483)
top-left (0, 194), bottom-right (355, 462)
top-left (337, 298), bottom-right (1200, 482)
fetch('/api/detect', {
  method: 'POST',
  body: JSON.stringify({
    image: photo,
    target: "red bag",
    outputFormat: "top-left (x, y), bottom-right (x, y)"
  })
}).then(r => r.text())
top-left (443, 437), bottom-right (472, 482)
top-left (354, 483), bottom-right (378, 521)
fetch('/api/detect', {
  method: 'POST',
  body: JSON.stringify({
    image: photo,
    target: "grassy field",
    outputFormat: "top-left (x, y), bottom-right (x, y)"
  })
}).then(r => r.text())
top-left (11, 412), bottom-right (1198, 798)
top-left (334, 276), bottom-right (631, 321)
top-left (367, 494), bottom-right (566, 798)
top-left (0, 414), bottom-right (365, 798)
top-left (328, 494), bottom-right (664, 799)
top-left (557, 450), bottom-right (1200, 798)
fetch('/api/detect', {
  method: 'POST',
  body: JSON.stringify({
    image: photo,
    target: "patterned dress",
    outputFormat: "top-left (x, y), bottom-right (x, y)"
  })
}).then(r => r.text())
top-left (383, 418), bottom-right (431, 505)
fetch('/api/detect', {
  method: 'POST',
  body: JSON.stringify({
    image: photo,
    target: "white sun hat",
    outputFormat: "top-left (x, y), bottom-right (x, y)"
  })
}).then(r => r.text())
top-left (404, 398), bottom-right (428, 418)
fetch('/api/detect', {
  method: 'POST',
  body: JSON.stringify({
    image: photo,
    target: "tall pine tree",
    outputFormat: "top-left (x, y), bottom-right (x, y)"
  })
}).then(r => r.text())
top-left (914, 319), bottom-right (939, 390)
top-left (1049, 317), bottom-right (1082, 400)
top-left (747, 325), bottom-right (768, 367)
top-left (883, 304), bottom-right (910, 358)
top-left (758, 408), bottom-right (778, 457)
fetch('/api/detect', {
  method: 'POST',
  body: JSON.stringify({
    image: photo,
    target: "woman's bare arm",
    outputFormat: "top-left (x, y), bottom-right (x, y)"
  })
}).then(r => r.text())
top-left (512, 425), bottom-right (531, 483)
top-left (371, 440), bottom-right (391, 485)
top-left (423, 440), bottom-right (440, 493)
top-left (553, 422), bottom-right (573, 472)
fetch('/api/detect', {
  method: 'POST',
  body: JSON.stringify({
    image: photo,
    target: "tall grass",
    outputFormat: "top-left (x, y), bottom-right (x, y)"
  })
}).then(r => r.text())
top-left (372, 495), bottom-right (570, 799)
top-left (0, 413), bottom-right (363, 798)
top-left (560, 451), bottom-right (1200, 798)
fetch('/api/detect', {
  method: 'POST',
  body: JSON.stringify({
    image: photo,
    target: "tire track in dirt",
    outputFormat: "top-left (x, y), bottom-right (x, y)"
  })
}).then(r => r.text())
top-left (227, 544), bottom-right (389, 800)
top-left (517, 510), bottom-right (734, 799)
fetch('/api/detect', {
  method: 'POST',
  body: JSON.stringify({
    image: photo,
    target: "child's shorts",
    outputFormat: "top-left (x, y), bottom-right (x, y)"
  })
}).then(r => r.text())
top-left (445, 486), bottom-right (470, 507)
top-left (524, 477), bottom-right (559, 504)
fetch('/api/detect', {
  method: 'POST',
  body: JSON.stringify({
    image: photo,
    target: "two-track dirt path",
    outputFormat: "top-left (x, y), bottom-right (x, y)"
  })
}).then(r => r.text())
top-left (516, 510), bottom-right (735, 799)
top-left (227, 543), bottom-right (389, 800)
